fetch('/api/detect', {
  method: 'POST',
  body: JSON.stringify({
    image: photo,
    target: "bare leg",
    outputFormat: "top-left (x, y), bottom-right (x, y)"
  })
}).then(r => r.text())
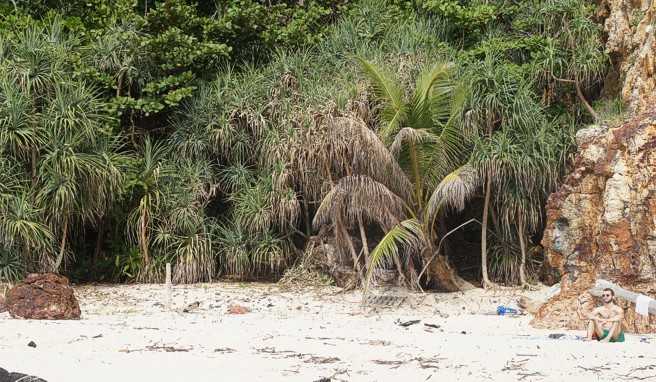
top-left (586, 320), bottom-right (595, 340)
top-left (586, 320), bottom-right (604, 340)
top-left (600, 321), bottom-right (621, 342)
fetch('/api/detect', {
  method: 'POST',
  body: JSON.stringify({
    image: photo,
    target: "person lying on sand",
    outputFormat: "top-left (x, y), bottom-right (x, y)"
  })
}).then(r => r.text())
top-left (577, 288), bottom-right (625, 343)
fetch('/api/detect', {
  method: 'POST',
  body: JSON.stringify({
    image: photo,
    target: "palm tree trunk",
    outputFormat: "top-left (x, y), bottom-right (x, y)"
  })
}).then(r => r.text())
top-left (54, 217), bottom-right (68, 273)
top-left (408, 141), bottom-right (423, 210)
top-left (340, 223), bottom-right (365, 286)
top-left (481, 171), bottom-right (493, 289)
top-left (517, 214), bottom-right (528, 287)
top-left (428, 253), bottom-right (460, 291)
top-left (357, 215), bottom-right (371, 271)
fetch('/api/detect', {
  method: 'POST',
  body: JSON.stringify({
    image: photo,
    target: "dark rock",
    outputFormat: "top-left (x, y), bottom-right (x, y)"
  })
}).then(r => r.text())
top-left (27, 341), bottom-right (36, 348)
top-left (0, 369), bottom-right (47, 382)
top-left (8, 373), bottom-right (27, 382)
top-left (6, 273), bottom-right (81, 320)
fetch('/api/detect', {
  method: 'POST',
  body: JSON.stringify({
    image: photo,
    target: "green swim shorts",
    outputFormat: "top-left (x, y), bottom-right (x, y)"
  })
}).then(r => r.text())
top-left (597, 329), bottom-right (625, 343)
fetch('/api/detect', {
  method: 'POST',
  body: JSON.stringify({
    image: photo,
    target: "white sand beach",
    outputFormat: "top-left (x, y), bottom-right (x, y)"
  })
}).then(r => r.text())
top-left (1, 283), bottom-right (654, 382)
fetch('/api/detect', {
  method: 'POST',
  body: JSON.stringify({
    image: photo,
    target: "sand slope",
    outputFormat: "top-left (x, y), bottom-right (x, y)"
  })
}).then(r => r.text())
top-left (0, 283), bottom-right (654, 381)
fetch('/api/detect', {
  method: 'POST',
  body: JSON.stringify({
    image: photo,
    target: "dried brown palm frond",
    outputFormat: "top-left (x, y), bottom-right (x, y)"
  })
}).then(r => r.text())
top-left (312, 175), bottom-right (407, 231)
top-left (389, 127), bottom-right (438, 158)
top-left (325, 116), bottom-right (413, 203)
top-left (426, 164), bottom-right (480, 220)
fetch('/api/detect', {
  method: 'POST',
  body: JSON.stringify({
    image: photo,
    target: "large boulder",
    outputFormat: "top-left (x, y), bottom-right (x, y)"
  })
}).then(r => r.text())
top-left (6, 273), bottom-right (81, 320)
top-left (532, 111), bottom-right (656, 333)
top-left (598, 0), bottom-right (656, 113)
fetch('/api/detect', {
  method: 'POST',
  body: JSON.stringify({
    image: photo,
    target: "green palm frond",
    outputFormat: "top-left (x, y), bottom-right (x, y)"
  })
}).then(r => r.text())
top-left (364, 218), bottom-right (424, 294)
top-left (410, 61), bottom-right (454, 129)
top-left (355, 56), bottom-right (406, 142)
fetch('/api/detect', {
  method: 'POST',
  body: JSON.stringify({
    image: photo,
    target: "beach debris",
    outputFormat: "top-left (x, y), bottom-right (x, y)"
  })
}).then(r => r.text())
top-left (548, 333), bottom-right (565, 339)
top-left (183, 301), bottom-right (201, 313)
top-left (227, 304), bottom-right (251, 314)
top-left (395, 319), bottom-right (420, 327)
top-left (412, 356), bottom-right (444, 369)
top-left (366, 339), bottom-right (391, 346)
top-left (461, 331), bottom-right (467, 334)
top-left (27, 341), bottom-right (36, 348)
top-left (6, 273), bottom-right (80, 320)
top-left (424, 323), bottom-right (440, 329)
top-left (304, 356), bottom-right (340, 364)
top-left (372, 359), bottom-right (405, 368)
top-left (119, 344), bottom-right (192, 353)
top-left (214, 347), bottom-right (236, 353)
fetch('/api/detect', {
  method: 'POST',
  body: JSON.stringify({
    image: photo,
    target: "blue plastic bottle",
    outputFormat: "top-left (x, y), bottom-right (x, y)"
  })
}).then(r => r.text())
top-left (496, 305), bottom-right (518, 315)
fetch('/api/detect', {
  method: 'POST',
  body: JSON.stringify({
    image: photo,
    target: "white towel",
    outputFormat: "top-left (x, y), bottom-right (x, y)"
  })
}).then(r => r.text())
top-left (635, 294), bottom-right (653, 316)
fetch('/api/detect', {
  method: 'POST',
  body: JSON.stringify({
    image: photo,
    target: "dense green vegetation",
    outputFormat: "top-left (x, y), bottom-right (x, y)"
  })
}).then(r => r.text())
top-left (0, 0), bottom-right (610, 288)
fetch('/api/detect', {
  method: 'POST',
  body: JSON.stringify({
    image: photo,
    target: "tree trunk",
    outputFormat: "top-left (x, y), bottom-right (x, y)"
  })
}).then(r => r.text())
top-left (517, 214), bottom-right (528, 287)
top-left (408, 141), bottom-right (423, 210)
top-left (438, 215), bottom-right (451, 261)
top-left (140, 209), bottom-right (150, 265)
top-left (357, 214), bottom-right (371, 271)
top-left (481, 171), bottom-right (493, 288)
top-left (336, 216), bottom-right (365, 286)
top-left (93, 217), bottom-right (105, 275)
top-left (54, 217), bottom-right (68, 272)
top-left (427, 253), bottom-right (461, 292)
top-left (574, 77), bottom-right (599, 122)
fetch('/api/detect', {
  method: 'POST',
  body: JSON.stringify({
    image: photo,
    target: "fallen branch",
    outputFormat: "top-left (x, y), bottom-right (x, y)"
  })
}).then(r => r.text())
top-left (589, 280), bottom-right (656, 315)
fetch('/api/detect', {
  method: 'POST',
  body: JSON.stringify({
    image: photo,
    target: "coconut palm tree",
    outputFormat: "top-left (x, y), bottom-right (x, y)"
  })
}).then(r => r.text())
top-left (314, 58), bottom-right (479, 291)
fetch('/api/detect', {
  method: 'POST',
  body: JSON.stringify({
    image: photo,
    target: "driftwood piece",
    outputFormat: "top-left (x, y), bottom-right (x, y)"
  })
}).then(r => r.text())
top-left (589, 279), bottom-right (656, 315)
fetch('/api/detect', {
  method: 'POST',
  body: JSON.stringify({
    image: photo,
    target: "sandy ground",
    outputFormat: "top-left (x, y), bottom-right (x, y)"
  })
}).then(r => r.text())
top-left (1, 283), bottom-right (655, 382)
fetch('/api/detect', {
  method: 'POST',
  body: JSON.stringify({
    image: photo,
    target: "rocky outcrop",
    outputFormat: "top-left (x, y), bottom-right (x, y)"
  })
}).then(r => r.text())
top-left (533, 111), bottom-right (656, 333)
top-left (6, 273), bottom-right (81, 320)
top-left (599, 0), bottom-right (656, 113)
top-left (0, 368), bottom-right (47, 382)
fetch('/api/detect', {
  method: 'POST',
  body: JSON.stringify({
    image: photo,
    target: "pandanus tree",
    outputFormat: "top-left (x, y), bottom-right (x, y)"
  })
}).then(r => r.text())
top-left (314, 58), bottom-right (479, 291)
top-left (467, 54), bottom-right (572, 287)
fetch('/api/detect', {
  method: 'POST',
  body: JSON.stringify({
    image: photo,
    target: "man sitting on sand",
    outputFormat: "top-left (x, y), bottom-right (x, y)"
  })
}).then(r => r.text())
top-left (578, 288), bottom-right (625, 342)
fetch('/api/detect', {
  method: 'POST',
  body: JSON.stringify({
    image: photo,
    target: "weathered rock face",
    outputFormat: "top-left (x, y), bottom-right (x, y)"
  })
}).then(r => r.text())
top-left (6, 273), bottom-right (81, 320)
top-left (533, 111), bottom-right (656, 333)
top-left (599, 0), bottom-right (656, 113)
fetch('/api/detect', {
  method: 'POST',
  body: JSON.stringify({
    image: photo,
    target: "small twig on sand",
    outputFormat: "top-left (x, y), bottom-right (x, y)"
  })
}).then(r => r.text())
top-left (518, 372), bottom-right (544, 380)
top-left (372, 359), bottom-right (405, 369)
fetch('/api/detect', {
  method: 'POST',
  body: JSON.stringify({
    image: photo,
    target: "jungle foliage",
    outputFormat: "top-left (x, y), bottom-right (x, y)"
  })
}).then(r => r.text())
top-left (0, 0), bottom-right (610, 287)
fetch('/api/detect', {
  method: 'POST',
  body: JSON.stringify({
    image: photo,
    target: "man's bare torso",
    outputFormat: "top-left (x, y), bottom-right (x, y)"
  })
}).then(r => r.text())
top-left (591, 303), bottom-right (622, 330)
